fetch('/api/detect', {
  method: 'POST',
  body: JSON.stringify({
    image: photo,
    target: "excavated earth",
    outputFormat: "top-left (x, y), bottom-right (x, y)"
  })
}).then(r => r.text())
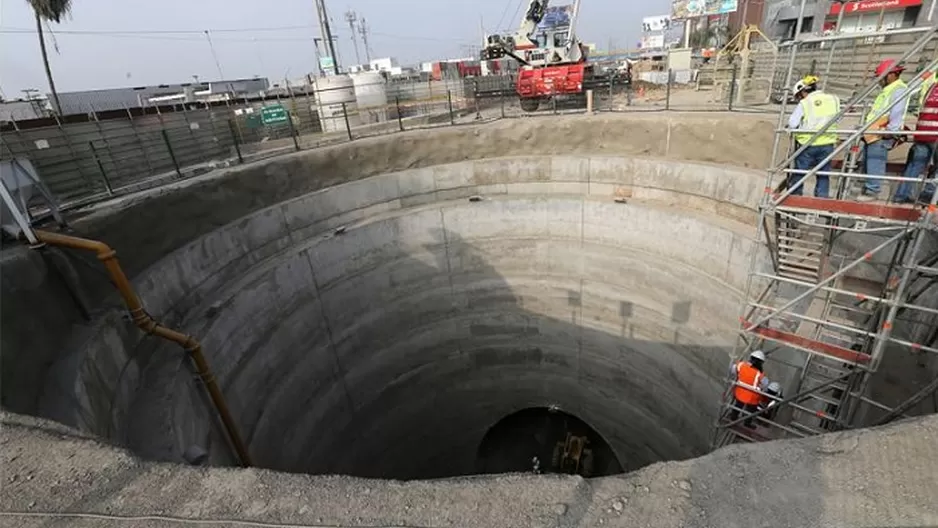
top-left (2, 113), bottom-right (937, 527)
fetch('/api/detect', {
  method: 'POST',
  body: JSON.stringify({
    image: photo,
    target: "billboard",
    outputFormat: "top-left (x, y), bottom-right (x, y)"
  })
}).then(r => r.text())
top-left (642, 15), bottom-right (673, 32)
top-left (640, 34), bottom-right (666, 49)
top-left (671, 0), bottom-right (739, 19)
top-left (537, 4), bottom-right (573, 30)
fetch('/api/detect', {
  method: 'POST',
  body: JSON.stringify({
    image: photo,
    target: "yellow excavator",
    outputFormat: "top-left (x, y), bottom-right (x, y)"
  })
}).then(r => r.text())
top-left (551, 432), bottom-right (594, 476)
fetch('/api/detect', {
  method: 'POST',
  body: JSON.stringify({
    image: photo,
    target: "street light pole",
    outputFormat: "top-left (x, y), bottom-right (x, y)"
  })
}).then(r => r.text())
top-left (314, 0), bottom-right (340, 74)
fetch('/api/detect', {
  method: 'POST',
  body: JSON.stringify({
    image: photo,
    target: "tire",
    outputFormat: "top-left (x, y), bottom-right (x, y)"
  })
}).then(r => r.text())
top-left (520, 97), bottom-right (541, 112)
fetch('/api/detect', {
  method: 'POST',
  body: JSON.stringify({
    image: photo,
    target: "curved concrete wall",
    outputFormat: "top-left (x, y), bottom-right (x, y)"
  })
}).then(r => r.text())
top-left (110, 155), bottom-right (769, 479)
top-left (0, 114), bottom-right (780, 480)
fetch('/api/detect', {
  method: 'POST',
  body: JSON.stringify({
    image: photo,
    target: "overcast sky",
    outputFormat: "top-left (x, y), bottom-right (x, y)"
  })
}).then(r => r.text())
top-left (0, 0), bottom-right (670, 96)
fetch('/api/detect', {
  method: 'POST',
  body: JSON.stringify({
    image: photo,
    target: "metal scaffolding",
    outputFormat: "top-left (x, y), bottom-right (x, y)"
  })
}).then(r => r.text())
top-left (712, 27), bottom-right (938, 448)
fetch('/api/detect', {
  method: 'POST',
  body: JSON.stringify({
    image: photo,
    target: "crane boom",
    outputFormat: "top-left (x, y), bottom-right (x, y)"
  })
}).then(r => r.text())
top-left (481, 0), bottom-right (592, 112)
top-left (482, 0), bottom-right (583, 67)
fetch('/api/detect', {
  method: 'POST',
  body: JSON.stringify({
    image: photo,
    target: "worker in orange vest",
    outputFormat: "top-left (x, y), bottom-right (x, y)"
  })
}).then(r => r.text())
top-left (728, 350), bottom-right (770, 428)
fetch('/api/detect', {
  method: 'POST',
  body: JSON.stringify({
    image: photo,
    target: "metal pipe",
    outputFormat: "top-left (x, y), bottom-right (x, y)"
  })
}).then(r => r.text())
top-left (820, 5), bottom-right (848, 91)
top-left (867, 192), bottom-right (938, 373)
top-left (745, 227), bottom-right (912, 331)
top-left (792, 0), bottom-right (809, 43)
top-left (748, 301), bottom-right (875, 338)
top-left (783, 128), bottom-right (938, 137)
top-left (719, 371), bottom-right (853, 430)
top-left (782, 168), bottom-right (933, 182)
top-left (873, 375), bottom-right (938, 425)
top-left (32, 229), bottom-right (253, 467)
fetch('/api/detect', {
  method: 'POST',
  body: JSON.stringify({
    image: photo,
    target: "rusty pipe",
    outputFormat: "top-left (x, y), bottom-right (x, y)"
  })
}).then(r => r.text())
top-left (33, 229), bottom-right (253, 467)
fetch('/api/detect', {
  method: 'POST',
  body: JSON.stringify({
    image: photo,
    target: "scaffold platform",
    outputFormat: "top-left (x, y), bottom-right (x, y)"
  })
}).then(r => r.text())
top-left (711, 27), bottom-right (938, 449)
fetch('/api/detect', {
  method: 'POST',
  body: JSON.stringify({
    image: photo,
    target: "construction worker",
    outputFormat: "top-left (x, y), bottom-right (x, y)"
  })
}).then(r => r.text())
top-left (894, 68), bottom-right (938, 203)
top-left (728, 350), bottom-right (770, 428)
top-left (759, 381), bottom-right (783, 421)
top-left (858, 59), bottom-right (910, 201)
top-left (787, 75), bottom-right (840, 198)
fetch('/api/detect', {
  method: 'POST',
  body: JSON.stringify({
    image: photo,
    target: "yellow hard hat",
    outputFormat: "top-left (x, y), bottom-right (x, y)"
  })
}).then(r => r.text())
top-left (802, 75), bottom-right (820, 87)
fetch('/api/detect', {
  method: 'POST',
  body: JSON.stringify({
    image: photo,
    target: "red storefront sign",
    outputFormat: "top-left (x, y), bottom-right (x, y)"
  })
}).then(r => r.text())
top-left (829, 0), bottom-right (922, 15)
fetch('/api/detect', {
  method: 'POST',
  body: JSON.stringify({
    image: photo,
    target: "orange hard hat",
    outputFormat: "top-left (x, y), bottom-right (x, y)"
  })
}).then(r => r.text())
top-left (874, 59), bottom-right (905, 77)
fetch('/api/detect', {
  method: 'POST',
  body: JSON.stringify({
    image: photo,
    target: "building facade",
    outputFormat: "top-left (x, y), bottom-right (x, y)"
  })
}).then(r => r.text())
top-left (761, 0), bottom-right (935, 40)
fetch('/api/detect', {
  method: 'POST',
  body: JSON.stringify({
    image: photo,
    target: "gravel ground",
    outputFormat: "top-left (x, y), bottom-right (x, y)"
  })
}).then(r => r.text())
top-left (2, 411), bottom-right (936, 528)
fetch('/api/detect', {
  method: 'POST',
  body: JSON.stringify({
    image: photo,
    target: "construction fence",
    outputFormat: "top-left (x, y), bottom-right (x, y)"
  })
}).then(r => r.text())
top-left (1, 77), bottom-right (478, 209)
top-left (3, 58), bottom-right (852, 211)
top-left (699, 28), bottom-right (938, 108)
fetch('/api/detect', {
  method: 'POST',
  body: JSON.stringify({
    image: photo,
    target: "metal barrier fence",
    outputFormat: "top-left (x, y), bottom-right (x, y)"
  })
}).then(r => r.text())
top-left (3, 71), bottom-right (766, 211)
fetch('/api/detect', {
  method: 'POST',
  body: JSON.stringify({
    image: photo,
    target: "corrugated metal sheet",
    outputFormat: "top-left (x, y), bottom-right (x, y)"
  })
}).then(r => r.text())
top-left (50, 78), bottom-right (271, 115)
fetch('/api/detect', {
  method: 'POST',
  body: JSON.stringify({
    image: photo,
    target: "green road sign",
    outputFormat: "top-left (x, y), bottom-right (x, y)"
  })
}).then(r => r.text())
top-left (261, 104), bottom-right (289, 126)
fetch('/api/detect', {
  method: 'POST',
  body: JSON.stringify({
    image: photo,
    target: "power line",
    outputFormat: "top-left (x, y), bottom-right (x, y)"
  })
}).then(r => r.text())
top-left (0, 25), bottom-right (317, 34)
top-left (505, 0), bottom-right (526, 32)
top-left (1, 28), bottom-right (474, 44)
top-left (493, 0), bottom-right (514, 33)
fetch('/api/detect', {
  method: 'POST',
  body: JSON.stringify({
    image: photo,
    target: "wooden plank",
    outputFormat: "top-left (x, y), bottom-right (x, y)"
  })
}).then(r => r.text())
top-left (775, 195), bottom-right (923, 222)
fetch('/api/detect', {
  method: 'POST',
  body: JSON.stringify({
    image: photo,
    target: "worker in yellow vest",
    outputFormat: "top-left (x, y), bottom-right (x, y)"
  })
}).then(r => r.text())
top-left (858, 59), bottom-right (909, 201)
top-left (787, 75), bottom-right (840, 198)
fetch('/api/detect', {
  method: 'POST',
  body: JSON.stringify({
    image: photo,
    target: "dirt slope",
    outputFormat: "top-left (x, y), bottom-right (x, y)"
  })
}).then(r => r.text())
top-left (1, 411), bottom-right (936, 528)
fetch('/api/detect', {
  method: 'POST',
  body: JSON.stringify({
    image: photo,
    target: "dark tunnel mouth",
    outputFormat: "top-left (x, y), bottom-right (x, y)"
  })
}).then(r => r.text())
top-left (476, 406), bottom-right (624, 478)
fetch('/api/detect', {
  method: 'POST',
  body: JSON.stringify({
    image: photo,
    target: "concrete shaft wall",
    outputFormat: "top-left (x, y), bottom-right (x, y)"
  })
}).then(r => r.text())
top-left (0, 114), bottom-right (779, 480)
top-left (114, 155), bottom-right (767, 479)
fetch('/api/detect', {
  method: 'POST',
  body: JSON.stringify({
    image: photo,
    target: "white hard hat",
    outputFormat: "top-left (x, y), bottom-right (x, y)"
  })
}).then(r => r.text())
top-left (792, 80), bottom-right (806, 94)
top-left (750, 350), bottom-right (766, 362)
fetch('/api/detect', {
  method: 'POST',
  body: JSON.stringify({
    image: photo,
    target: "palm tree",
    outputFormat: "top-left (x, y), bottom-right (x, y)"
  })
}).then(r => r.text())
top-left (26, 0), bottom-right (72, 115)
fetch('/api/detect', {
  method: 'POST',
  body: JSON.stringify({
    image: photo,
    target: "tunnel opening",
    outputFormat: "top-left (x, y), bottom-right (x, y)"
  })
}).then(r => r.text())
top-left (476, 407), bottom-right (623, 477)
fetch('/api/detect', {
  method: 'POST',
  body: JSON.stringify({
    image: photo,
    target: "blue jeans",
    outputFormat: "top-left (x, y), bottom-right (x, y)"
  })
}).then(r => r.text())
top-left (893, 142), bottom-right (936, 201)
top-left (862, 139), bottom-right (895, 194)
top-left (790, 144), bottom-right (833, 198)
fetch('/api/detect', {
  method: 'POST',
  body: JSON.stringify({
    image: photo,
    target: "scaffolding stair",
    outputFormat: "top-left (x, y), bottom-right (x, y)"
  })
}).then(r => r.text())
top-left (714, 29), bottom-right (938, 452)
top-left (774, 213), bottom-right (826, 283)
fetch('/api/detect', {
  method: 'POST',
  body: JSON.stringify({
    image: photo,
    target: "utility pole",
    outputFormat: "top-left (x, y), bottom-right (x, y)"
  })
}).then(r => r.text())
top-left (359, 17), bottom-right (372, 63)
top-left (314, 0), bottom-right (340, 74)
top-left (312, 37), bottom-right (324, 76)
top-left (345, 10), bottom-right (362, 66)
top-left (204, 30), bottom-right (225, 80)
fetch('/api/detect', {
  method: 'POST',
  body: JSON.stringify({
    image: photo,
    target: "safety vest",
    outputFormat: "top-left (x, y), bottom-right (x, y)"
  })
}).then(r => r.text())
top-left (914, 81), bottom-right (938, 144)
top-left (794, 91), bottom-right (840, 146)
top-left (866, 79), bottom-right (909, 126)
top-left (734, 361), bottom-right (764, 405)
